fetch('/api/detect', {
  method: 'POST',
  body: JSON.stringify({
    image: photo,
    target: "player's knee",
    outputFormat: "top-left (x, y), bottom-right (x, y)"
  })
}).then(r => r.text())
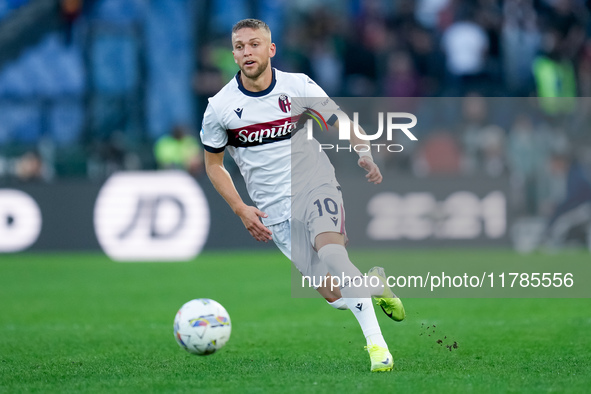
top-left (315, 232), bottom-right (345, 251)
top-left (317, 244), bottom-right (362, 280)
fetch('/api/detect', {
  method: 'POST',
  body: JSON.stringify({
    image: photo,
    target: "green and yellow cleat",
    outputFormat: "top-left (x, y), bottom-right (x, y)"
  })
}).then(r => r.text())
top-left (368, 266), bottom-right (406, 322)
top-left (365, 344), bottom-right (393, 372)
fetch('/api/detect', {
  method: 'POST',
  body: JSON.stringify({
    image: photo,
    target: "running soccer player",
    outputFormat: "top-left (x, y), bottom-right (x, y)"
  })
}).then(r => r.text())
top-left (201, 19), bottom-right (405, 372)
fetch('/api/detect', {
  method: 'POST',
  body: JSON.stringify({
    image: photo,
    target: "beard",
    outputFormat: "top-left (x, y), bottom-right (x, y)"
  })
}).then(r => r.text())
top-left (240, 58), bottom-right (269, 80)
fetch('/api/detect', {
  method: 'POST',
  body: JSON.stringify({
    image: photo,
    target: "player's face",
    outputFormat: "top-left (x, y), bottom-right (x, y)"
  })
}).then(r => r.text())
top-left (232, 28), bottom-right (275, 80)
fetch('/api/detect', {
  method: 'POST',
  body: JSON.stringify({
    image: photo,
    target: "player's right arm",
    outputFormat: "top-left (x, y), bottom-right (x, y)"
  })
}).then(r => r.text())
top-left (204, 150), bottom-right (273, 242)
top-left (303, 76), bottom-right (382, 185)
top-left (201, 100), bottom-right (272, 242)
top-left (333, 119), bottom-right (383, 184)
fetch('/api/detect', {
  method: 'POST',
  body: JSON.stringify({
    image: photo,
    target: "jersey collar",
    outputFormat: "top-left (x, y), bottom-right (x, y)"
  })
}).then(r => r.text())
top-left (235, 68), bottom-right (277, 97)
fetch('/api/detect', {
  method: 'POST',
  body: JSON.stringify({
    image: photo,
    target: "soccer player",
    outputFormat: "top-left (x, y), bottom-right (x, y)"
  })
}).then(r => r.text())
top-left (201, 19), bottom-right (405, 372)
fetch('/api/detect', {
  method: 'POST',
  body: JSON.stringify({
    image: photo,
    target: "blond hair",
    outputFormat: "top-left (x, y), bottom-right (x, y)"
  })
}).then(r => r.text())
top-left (231, 19), bottom-right (272, 42)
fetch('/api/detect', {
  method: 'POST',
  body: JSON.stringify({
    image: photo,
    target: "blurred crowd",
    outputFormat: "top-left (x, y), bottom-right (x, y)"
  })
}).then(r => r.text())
top-left (196, 0), bottom-right (590, 98)
top-left (195, 0), bottom-right (591, 219)
top-left (2, 0), bottom-right (591, 224)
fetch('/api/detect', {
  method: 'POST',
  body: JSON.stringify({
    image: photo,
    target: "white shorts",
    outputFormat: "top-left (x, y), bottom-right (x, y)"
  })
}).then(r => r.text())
top-left (270, 182), bottom-right (346, 287)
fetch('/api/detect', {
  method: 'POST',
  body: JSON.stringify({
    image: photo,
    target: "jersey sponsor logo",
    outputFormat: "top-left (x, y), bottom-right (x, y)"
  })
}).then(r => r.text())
top-left (278, 94), bottom-right (291, 113)
top-left (227, 115), bottom-right (301, 147)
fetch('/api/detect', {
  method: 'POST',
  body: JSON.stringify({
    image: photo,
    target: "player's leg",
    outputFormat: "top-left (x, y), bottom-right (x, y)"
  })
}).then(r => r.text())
top-left (281, 217), bottom-right (349, 307)
top-left (269, 219), bottom-right (292, 260)
top-left (312, 232), bottom-right (405, 321)
top-left (285, 210), bottom-right (380, 315)
top-left (367, 266), bottom-right (405, 321)
top-left (294, 183), bottom-right (395, 371)
top-left (272, 218), bottom-right (386, 313)
top-left (315, 232), bottom-right (384, 343)
top-left (315, 273), bottom-right (349, 309)
top-left (315, 231), bottom-right (393, 372)
top-left (318, 270), bottom-right (405, 320)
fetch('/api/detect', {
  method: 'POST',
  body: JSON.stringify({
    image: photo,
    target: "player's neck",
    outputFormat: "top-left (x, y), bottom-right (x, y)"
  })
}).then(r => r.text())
top-left (240, 66), bottom-right (273, 92)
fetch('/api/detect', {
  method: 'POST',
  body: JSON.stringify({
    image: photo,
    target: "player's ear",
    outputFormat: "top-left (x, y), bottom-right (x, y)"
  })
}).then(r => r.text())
top-left (269, 42), bottom-right (276, 58)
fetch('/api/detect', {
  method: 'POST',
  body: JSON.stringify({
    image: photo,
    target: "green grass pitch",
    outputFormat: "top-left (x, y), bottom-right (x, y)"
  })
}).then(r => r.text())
top-left (1, 250), bottom-right (590, 393)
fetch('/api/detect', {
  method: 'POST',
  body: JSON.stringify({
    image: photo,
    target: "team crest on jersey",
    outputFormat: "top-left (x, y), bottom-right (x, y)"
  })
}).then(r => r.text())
top-left (278, 94), bottom-right (291, 113)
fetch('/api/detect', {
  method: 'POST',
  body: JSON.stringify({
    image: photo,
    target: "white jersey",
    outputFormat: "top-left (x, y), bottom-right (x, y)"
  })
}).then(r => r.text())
top-left (201, 68), bottom-right (340, 225)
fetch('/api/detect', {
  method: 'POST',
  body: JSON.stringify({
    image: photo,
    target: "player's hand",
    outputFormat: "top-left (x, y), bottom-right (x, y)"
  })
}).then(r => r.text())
top-left (236, 205), bottom-right (273, 242)
top-left (358, 156), bottom-right (383, 184)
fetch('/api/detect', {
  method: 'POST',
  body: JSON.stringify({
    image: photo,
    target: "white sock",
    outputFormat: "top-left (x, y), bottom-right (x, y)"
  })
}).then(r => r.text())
top-left (367, 333), bottom-right (387, 348)
top-left (340, 291), bottom-right (388, 349)
top-left (318, 244), bottom-right (388, 349)
top-left (327, 298), bottom-right (349, 310)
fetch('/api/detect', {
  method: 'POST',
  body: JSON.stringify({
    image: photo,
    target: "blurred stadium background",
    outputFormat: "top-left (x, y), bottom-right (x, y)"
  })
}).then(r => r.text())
top-left (0, 0), bottom-right (591, 254)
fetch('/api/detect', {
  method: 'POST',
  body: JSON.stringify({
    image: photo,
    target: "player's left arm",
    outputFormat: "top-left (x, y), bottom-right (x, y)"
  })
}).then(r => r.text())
top-left (333, 119), bottom-right (383, 184)
top-left (302, 75), bottom-right (382, 184)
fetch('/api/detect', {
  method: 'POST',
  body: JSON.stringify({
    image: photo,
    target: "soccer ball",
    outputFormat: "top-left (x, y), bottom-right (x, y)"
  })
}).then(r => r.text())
top-left (173, 298), bottom-right (231, 355)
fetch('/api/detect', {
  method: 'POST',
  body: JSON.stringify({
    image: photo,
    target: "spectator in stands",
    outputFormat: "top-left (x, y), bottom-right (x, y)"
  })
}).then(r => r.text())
top-left (474, 0), bottom-right (503, 92)
top-left (542, 155), bottom-right (591, 250)
top-left (501, 0), bottom-right (540, 96)
top-left (480, 124), bottom-right (506, 177)
top-left (342, 0), bottom-right (386, 96)
top-left (15, 150), bottom-right (45, 182)
top-left (384, 51), bottom-right (421, 98)
top-left (458, 94), bottom-right (505, 175)
top-left (537, 135), bottom-right (571, 216)
top-left (88, 130), bottom-right (140, 179)
top-left (412, 130), bottom-right (462, 177)
top-left (60, 0), bottom-right (83, 44)
top-left (407, 23), bottom-right (445, 96)
top-left (307, 9), bottom-right (345, 96)
top-left (154, 124), bottom-right (203, 176)
top-left (414, 0), bottom-right (452, 30)
top-left (532, 29), bottom-right (577, 115)
top-left (279, 24), bottom-right (313, 75)
top-left (441, 5), bottom-right (489, 95)
top-left (577, 39), bottom-right (591, 97)
top-left (194, 43), bottom-right (228, 117)
top-left (537, 0), bottom-right (586, 59)
top-left (507, 113), bottom-right (543, 214)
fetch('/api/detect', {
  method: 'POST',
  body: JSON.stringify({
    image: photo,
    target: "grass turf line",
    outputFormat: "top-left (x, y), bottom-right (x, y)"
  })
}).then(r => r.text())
top-left (0, 251), bottom-right (590, 393)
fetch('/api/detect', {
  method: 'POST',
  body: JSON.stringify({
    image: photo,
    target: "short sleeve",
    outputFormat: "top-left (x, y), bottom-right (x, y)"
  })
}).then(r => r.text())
top-left (303, 76), bottom-right (340, 126)
top-left (200, 102), bottom-right (228, 153)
